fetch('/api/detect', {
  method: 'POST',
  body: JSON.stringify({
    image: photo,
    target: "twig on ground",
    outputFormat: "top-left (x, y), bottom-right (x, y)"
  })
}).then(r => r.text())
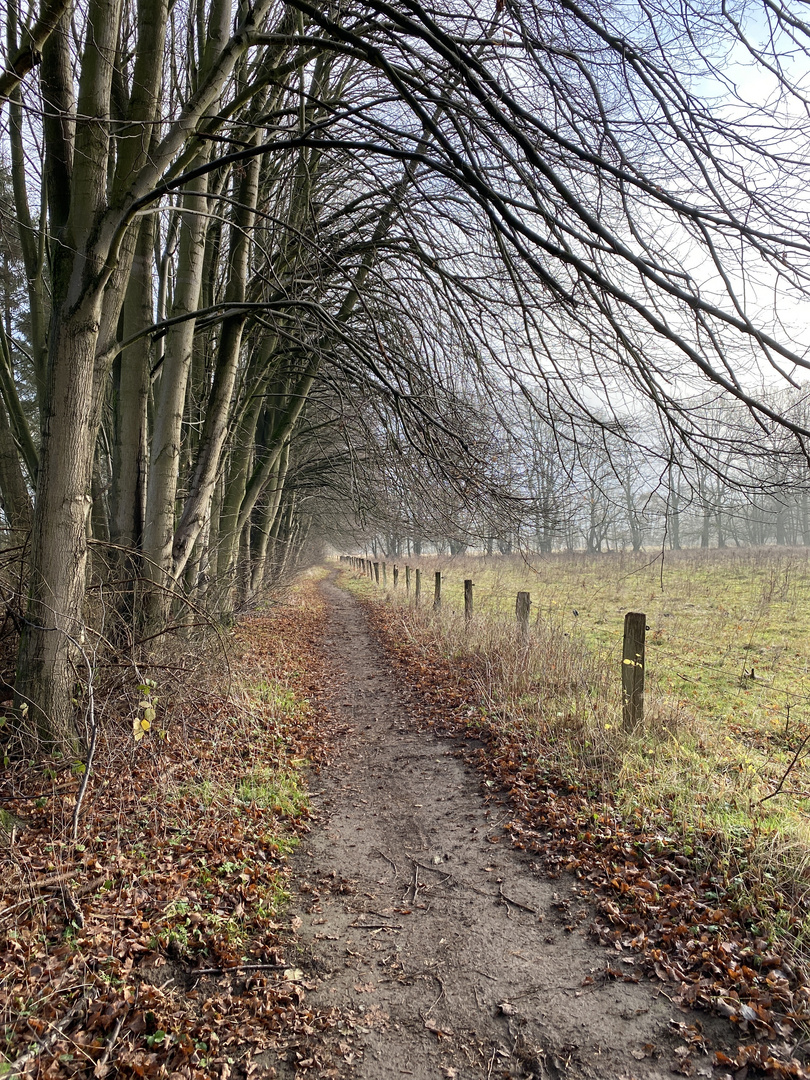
top-left (487, 1046), bottom-right (497, 1079)
top-left (424, 973), bottom-right (446, 1018)
top-left (69, 875), bottom-right (107, 899)
top-left (1, 874), bottom-right (108, 924)
top-left (0, 895), bottom-right (46, 920)
top-left (497, 883), bottom-right (537, 915)
top-left (191, 962), bottom-right (285, 976)
top-left (485, 812), bottom-right (511, 836)
top-left (374, 849), bottom-right (398, 876)
top-left (407, 856), bottom-right (452, 880)
top-left (403, 861), bottom-right (420, 905)
top-left (62, 888), bottom-right (84, 928)
top-left (94, 1014), bottom-right (124, 1075)
top-left (27, 868), bottom-right (80, 889)
top-left (759, 732), bottom-right (810, 804)
top-left (350, 922), bottom-right (404, 930)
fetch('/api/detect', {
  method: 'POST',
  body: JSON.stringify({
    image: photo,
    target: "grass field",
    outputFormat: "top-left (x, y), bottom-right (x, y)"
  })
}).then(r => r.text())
top-left (431, 547), bottom-right (810, 743)
top-left (350, 546), bottom-right (810, 946)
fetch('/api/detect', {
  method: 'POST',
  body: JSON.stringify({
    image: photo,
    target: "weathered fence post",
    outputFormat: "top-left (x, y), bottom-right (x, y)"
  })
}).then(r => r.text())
top-left (434, 571), bottom-right (442, 611)
top-left (415, 568), bottom-right (421, 603)
top-left (393, 565), bottom-right (399, 589)
top-left (405, 565), bottom-right (411, 595)
top-left (464, 579), bottom-right (473, 624)
top-left (373, 562), bottom-right (380, 585)
top-left (382, 562), bottom-right (387, 587)
top-left (622, 612), bottom-right (646, 730)
top-left (516, 591), bottom-right (531, 642)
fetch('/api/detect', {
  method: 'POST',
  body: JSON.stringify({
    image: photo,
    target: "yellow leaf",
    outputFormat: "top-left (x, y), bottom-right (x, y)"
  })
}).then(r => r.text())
top-left (140, 718), bottom-right (151, 732)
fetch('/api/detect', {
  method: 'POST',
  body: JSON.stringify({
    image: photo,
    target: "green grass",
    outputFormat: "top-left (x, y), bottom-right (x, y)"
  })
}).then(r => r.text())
top-left (249, 680), bottom-right (301, 715)
top-left (236, 765), bottom-right (309, 818)
top-left (379, 548), bottom-right (810, 795)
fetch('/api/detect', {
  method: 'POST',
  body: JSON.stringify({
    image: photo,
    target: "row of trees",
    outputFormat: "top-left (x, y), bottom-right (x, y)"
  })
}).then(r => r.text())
top-left (357, 388), bottom-right (810, 556)
top-left (1, 0), bottom-right (809, 750)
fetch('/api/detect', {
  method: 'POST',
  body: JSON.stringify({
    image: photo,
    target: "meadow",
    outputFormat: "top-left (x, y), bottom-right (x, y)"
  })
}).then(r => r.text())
top-left (431, 547), bottom-right (810, 745)
top-left (351, 547), bottom-right (810, 945)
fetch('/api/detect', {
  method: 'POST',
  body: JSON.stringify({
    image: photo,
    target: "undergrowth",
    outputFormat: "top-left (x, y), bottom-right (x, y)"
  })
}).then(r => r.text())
top-left (0, 572), bottom-right (335, 1079)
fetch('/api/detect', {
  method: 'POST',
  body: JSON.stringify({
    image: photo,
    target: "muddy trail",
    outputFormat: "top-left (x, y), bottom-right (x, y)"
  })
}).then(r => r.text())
top-left (282, 577), bottom-right (731, 1080)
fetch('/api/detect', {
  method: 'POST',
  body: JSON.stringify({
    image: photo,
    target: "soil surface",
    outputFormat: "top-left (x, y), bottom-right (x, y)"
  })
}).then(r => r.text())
top-left (285, 577), bottom-right (719, 1079)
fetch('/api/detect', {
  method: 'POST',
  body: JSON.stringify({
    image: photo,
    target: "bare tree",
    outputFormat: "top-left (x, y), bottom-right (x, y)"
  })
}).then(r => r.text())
top-left (2, 0), bottom-right (810, 749)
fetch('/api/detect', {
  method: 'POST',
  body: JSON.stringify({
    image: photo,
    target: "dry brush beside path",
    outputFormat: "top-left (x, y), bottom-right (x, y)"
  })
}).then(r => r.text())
top-left (284, 575), bottom-right (744, 1079)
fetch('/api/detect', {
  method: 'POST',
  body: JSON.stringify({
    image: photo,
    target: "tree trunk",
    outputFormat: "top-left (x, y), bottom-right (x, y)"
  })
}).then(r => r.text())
top-left (142, 167), bottom-right (209, 618)
top-left (171, 147), bottom-right (261, 581)
top-left (0, 392), bottom-right (32, 536)
top-left (109, 209), bottom-right (153, 553)
top-left (249, 441), bottom-right (289, 596)
top-left (14, 0), bottom-right (124, 748)
top-left (15, 307), bottom-right (100, 747)
top-left (776, 503), bottom-right (787, 546)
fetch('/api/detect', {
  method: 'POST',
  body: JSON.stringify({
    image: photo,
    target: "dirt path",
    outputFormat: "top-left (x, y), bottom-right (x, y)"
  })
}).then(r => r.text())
top-left (285, 577), bottom-right (714, 1079)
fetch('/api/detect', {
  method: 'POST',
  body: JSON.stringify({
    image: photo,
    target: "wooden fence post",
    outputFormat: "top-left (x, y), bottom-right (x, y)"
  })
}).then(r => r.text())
top-left (405, 565), bottom-right (411, 595)
top-left (382, 562), bottom-right (387, 586)
top-left (393, 565), bottom-right (399, 589)
top-left (516, 591), bottom-right (531, 642)
top-left (415, 568), bottom-right (421, 603)
top-left (464, 579), bottom-right (473, 624)
top-left (373, 562), bottom-right (380, 584)
top-left (434, 571), bottom-right (442, 611)
top-left (622, 612), bottom-right (646, 730)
